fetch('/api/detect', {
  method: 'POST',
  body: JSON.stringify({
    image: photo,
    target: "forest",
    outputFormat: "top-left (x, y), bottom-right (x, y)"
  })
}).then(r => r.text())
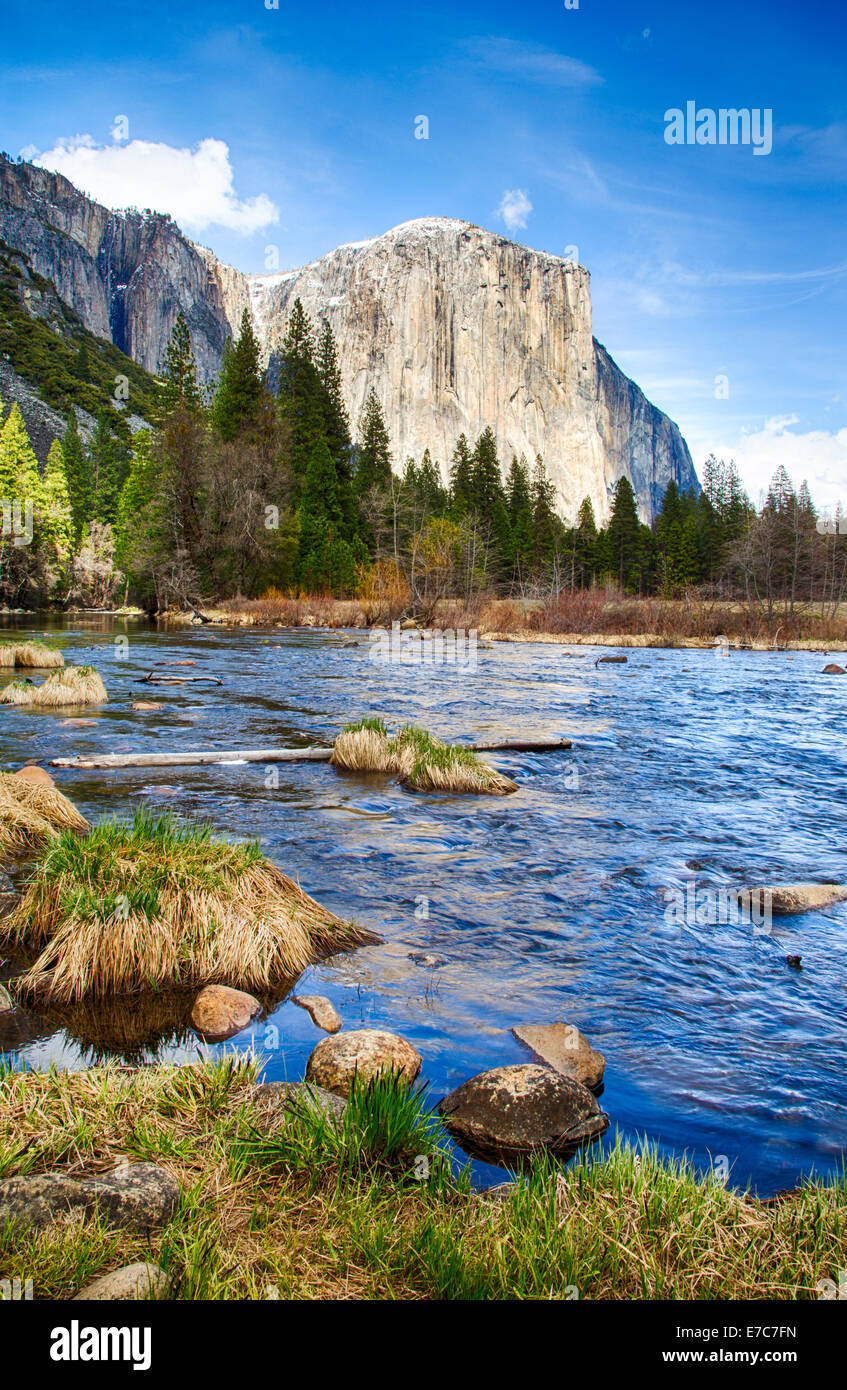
top-left (1, 301), bottom-right (846, 622)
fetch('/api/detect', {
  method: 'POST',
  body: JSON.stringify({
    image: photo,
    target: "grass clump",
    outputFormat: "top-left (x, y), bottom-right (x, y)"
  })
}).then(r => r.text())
top-left (0, 665), bottom-right (106, 708)
top-left (10, 641), bottom-right (64, 669)
top-left (0, 770), bottom-right (88, 856)
top-left (2, 809), bottom-right (374, 1003)
top-left (0, 1060), bottom-right (845, 1300)
top-left (331, 720), bottom-right (517, 796)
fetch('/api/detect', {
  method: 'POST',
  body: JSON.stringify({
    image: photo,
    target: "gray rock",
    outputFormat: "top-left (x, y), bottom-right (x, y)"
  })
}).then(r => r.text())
top-left (247, 1081), bottom-right (347, 1132)
top-left (439, 1063), bottom-right (609, 1168)
top-left (292, 994), bottom-right (342, 1033)
top-left (73, 1262), bottom-right (169, 1301)
top-left (511, 1022), bottom-right (605, 1090)
top-left (0, 983), bottom-right (14, 1014)
top-left (306, 1029), bottom-right (422, 1097)
top-left (0, 1162), bottom-right (180, 1233)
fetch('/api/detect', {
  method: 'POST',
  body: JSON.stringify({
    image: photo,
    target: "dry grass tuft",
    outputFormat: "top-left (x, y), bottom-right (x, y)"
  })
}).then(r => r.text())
top-left (3, 809), bottom-right (375, 1003)
top-left (331, 720), bottom-right (517, 796)
top-left (0, 771), bottom-right (89, 856)
top-left (11, 641), bottom-right (65, 669)
top-left (0, 665), bottom-right (107, 708)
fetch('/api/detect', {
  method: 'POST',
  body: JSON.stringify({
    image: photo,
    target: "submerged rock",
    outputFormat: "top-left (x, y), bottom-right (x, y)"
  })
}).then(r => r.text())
top-left (511, 1023), bottom-right (605, 1090)
top-left (596, 654), bottom-right (628, 665)
top-left (0, 1162), bottom-right (180, 1233)
top-left (822, 664), bottom-right (846, 675)
top-left (738, 883), bottom-right (847, 916)
top-left (131, 701), bottom-right (164, 712)
top-left (247, 1081), bottom-right (347, 1131)
top-left (190, 985), bottom-right (261, 1042)
top-left (306, 1029), bottom-right (422, 1096)
top-left (73, 1262), bottom-right (169, 1301)
top-left (292, 994), bottom-right (342, 1033)
top-left (438, 1064), bottom-right (609, 1168)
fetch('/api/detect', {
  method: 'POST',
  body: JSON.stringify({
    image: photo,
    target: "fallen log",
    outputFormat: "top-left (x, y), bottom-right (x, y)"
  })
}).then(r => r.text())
top-left (138, 673), bottom-right (223, 685)
top-left (470, 738), bottom-right (572, 752)
top-left (50, 738), bottom-right (572, 771)
top-left (50, 747), bottom-right (334, 770)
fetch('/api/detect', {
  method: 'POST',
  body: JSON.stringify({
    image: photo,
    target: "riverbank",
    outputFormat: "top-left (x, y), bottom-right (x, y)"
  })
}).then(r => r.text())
top-left (156, 594), bottom-right (847, 652)
top-left (1, 1057), bottom-right (844, 1300)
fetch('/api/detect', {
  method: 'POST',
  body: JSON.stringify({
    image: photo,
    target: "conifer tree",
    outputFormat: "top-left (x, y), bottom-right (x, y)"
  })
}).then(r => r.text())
top-left (355, 390), bottom-right (392, 494)
top-left (61, 414), bottom-right (94, 547)
top-left (160, 311), bottom-right (203, 415)
top-left (277, 299), bottom-right (323, 479)
top-left (531, 454), bottom-right (559, 573)
top-left (607, 475), bottom-right (642, 590)
top-left (39, 440), bottom-right (74, 578)
top-left (211, 309), bottom-right (264, 441)
top-left (448, 434), bottom-right (474, 516)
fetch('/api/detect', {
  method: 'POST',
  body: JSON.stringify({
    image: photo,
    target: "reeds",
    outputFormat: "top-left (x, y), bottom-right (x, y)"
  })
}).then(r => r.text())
top-left (3, 809), bottom-right (374, 1003)
top-left (0, 771), bottom-right (89, 855)
top-left (331, 719), bottom-right (517, 795)
top-left (0, 641), bottom-right (64, 669)
top-left (0, 665), bottom-right (107, 707)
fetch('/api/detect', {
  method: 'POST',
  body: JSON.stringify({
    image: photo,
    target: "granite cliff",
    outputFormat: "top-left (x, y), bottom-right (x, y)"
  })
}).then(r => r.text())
top-left (0, 157), bottom-right (698, 520)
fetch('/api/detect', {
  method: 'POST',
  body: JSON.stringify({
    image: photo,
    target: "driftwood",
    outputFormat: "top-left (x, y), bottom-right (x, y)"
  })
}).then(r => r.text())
top-left (138, 672), bottom-right (223, 686)
top-left (49, 737), bottom-right (572, 771)
top-left (50, 747), bottom-right (335, 770)
top-left (470, 738), bottom-right (572, 752)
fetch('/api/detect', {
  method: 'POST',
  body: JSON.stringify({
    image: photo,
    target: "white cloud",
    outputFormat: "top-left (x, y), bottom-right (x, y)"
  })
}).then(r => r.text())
top-left (33, 135), bottom-right (279, 235)
top-left (705, 415), bottom-right (847, 511)
top-left (497, 189), bottom-right (533, 232)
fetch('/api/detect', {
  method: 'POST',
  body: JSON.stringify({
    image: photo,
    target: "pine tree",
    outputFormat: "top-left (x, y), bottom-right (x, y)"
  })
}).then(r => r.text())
top-left (277, 299), bottom-right (323, 480)
top-left (0, 402), bottom-right (42, 505)
top-left (572, 496), bottom-right (597, 586)
top-left (355, 390), bottom-right (392, 494)
top-left (531, 454), bottom-right (559, 573)
top-left (61, 414), bottom-right (94, 547)
top-left (90, 413), bottom-right (122, 524)
top-left (607, 475), bottom-right (641, 590)
top-left (297, 437), bottom-right (357, 592)
top-left (39, 440), bottom-right (74, 578)
top-left (504, 454), bottom-right (533, 582)
top-left (160, 311), bottom-right (203, 415)
top-left (211, 309), bottom-right (264, 441)
top-left (316, 321), bottom-right (351, 472)
top-left (448, 434), bottom-right (474, 516)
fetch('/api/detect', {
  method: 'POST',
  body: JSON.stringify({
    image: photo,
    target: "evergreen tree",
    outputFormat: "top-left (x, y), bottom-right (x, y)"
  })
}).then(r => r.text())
top-left (531, 454), bottom-right (559, 573)
top-left (448, 434), bottom-right (474, 516)
top-left (607, 475), bottom-right (642, 589)
top-left (355, 389), bottom-right (393, 494)
top-left (277, 299), bottom-right (323, 479)
top-left (297, 437), bottom-right (358, 592)
top-left (160, 311), bottom-right (203, 415)
top-left (61, 414), bottom-right (94, 547)
top-left (0, 402), bottom-right (41, 505)
top-left (90, 413), bottom-right (123, 525)
top-left (571, 496), bottom-right (597, 587)
top-left (39, 440), bottom-right (74, 580)
top-left (504, 454), bottom-right (533, 582)
top-left (211, 309), bottom-right (264, 441)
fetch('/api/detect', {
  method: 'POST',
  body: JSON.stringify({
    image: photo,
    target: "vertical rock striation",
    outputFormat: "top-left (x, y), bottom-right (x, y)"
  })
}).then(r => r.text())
top-left (0, 159), bottom-right (698, 519)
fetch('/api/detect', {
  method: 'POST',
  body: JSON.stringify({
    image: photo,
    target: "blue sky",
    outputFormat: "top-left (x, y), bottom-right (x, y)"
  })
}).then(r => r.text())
top-left (2, 0), bottom-right (846, 504)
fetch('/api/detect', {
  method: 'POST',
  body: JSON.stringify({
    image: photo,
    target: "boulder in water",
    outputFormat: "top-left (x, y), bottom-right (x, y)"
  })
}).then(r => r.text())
top-left (438, 1063), bottom-right (609, 1167)
top-left (306, 1029), bottom-right (422, 1096)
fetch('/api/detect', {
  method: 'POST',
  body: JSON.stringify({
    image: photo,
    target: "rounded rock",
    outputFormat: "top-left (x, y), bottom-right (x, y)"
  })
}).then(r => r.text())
top-left (74, 1262), bottom-right (168, 1301)
top-left (306, 1029), bottom-right (422, 1096)
top-left (438, 1063), bottom-right (609, 1168)
top-left (190, 985), bottom-right (261, 1042)
top-left (13, 765), bottom-right (55, 789)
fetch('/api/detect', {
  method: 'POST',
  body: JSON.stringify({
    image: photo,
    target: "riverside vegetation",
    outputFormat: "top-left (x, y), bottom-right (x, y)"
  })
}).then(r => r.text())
top-left (0, 1058), bottom-right (844, 1300)
top-left (2, 303), bottom-right (846, 646)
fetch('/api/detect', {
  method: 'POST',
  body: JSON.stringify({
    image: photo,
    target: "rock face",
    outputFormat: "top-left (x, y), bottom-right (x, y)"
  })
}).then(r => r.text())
top-left (190, 985), bottom-right (261, 1042)
top-left (260, 219), bottom-right (698, 522)
top-left (511, 1023), bottom-right (605, 1090)
top-left (439, 1064), bottom-right (609, 1167)
top-left (0, 156), bottom-right (239, 382)
top-left (73, 1263), bottom-right (168, 1301)
top-left (305, 1029), bottom-right (422, 1096)
top-left (0, 159), bottom-right (697, 522)
top-left (0, 1162), bottom-right (180, 1233)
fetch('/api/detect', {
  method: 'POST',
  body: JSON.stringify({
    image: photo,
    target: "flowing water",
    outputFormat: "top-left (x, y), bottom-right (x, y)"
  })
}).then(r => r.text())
top-left (1, 615), bottom-right (846, 1194)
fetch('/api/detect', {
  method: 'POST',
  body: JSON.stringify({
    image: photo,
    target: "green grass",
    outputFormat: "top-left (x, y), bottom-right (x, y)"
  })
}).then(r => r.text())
top-left (0, 1058), bottom-right (844, 1300)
